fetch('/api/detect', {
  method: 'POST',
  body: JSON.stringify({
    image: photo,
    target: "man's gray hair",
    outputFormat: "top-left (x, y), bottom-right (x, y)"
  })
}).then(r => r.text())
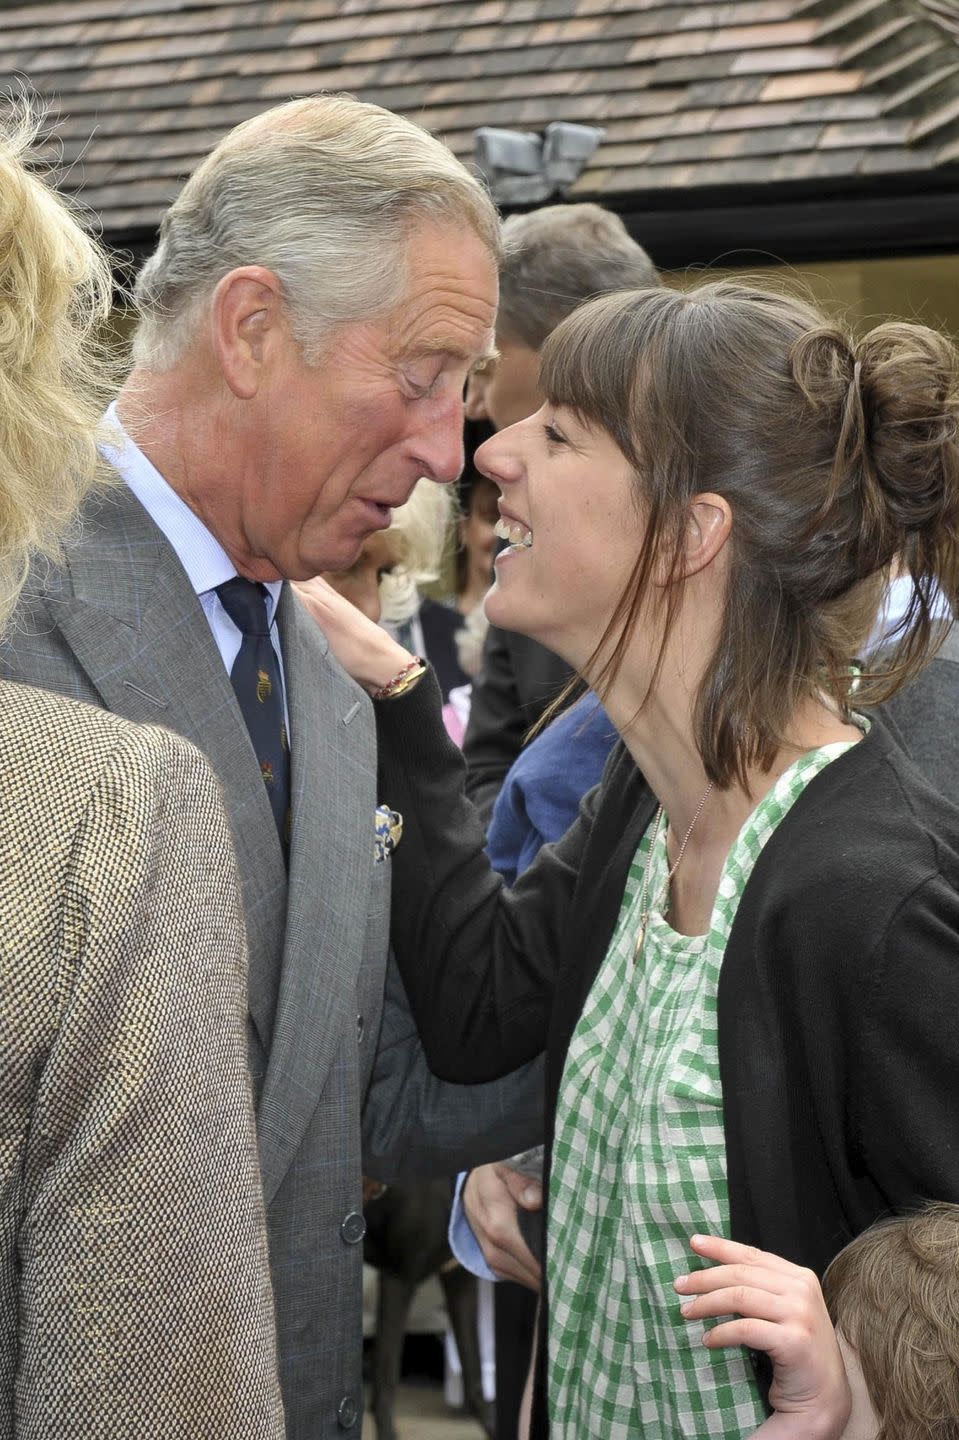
top-left (132, 95), bottom-right (501, 370)
top-left (498, 204), bottom-right (660, 351)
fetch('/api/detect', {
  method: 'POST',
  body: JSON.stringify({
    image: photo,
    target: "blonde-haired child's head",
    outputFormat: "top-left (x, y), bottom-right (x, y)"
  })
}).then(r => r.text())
top-left (823, 1204), bottom-right (959, 1440)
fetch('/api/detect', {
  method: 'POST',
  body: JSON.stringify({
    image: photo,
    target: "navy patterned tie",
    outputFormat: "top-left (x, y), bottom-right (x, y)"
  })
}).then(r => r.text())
top-left (216, 578), bottom-right (291, 854)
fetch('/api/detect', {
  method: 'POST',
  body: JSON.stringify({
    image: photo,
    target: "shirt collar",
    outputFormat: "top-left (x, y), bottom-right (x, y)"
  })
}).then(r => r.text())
top-left (101, 401), bottom-right (283, 620)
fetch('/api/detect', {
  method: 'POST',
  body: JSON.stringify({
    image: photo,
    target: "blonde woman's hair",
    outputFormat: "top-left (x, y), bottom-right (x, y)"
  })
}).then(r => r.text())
top-left (133, 94), bottom-right (501, 370)
top-left (822, 1204), bottom-right (959, 1440)
top-left (0, 108), bottom-right (116, 629)
top-left (378, 479), bottom-right (454, 626)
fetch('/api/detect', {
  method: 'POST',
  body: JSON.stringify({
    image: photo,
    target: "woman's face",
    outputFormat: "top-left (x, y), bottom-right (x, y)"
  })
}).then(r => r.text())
top-left (475, 404), bottom-right (643, 665)
top-left (320, 530), bottom-right (404, 622)
top-left (459, 475), bottom-right (500, 585)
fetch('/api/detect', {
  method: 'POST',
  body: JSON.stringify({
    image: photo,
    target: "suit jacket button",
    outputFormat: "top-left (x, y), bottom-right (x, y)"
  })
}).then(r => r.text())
top-left (340, 1210), bottom-right (366, 1245)
top-left (337, 1394), bottom-right (358, 1429)
top-left (356, 1013), bottom-right (365, 1043)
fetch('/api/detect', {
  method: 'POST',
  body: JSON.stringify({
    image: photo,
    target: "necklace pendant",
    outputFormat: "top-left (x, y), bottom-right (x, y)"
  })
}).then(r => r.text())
top-left (633, 914), bottom-right (648, 964)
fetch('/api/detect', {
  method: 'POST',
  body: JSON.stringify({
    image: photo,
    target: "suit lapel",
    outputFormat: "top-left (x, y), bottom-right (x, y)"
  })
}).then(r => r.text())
top-left (256, 589), bottom-right (376, 1205)
top-left (50, 488), bottom-right (287, 1052)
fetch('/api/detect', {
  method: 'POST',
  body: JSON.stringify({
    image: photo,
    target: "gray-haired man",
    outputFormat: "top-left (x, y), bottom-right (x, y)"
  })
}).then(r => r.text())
top-left (2, 95), bottom-right (541, 1439)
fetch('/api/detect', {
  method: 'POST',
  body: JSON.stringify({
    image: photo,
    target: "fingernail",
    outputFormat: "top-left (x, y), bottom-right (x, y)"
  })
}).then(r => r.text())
top-left (680, 1301), bottom-right (694, 1316)
top-left (674, 1274), bottom-right (690, 1291)
top-left (522, 1187), bottom-right (538, 1206)
top-left (690, 1234), bottom-right (705, 1245)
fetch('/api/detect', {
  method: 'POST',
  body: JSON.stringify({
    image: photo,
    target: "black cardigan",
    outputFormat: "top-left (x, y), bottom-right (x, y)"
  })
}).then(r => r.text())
top-left (378, 674), bottom-right (959, 1431)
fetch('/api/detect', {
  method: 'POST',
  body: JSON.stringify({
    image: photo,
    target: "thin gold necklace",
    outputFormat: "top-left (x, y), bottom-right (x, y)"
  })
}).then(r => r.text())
top-left (633, 781), bottom-right (714, 964)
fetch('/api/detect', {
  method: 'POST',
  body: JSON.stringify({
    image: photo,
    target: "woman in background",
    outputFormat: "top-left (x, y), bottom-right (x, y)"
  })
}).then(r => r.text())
top-left (0, 117), bottom-right (283, 1437)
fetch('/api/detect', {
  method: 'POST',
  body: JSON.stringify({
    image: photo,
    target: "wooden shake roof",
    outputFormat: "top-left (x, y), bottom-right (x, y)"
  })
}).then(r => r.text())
top-left (3, 0), bottom-right (959, 256)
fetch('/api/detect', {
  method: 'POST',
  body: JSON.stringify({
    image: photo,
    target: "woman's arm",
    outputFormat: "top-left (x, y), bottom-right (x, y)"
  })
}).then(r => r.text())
top-left (378, 668), bottom-right (601, 1080)
top-left (294, 577), bottom-right (601, 1083)
top-left (16, 726), bottom-right (284, 1438)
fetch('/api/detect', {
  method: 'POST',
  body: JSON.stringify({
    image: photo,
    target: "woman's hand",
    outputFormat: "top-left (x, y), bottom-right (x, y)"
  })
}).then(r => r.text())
top-left (674, 1234), bottom-right (851, 1440)
top-left (292, 576), bottom-right (414, 695)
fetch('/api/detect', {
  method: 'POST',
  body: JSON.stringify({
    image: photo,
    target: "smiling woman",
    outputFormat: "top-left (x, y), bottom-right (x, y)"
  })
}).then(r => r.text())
top-left (302, 275), bottom-right (959, 1440)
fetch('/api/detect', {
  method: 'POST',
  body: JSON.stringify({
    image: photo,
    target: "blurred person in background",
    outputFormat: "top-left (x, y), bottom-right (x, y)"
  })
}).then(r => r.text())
top-left (322, 476), bottom-right (450, 626)
top-left (0, 114), bottom-right (283, 1438)
top-left (322, 476), bottom-right (473, 739)
top-left (463, 203), bottom-right (661, 823)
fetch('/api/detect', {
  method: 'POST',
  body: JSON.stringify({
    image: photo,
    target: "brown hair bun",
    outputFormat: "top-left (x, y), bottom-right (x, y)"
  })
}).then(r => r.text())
top-left (856, 322), bottom-right (959, 550)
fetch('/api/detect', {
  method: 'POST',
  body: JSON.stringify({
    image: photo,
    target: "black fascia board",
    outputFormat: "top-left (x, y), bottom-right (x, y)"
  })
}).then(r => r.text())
top-left (512, 172), bottom-right (959, 270)
top-left (104, 170), bottom-right (959, 277)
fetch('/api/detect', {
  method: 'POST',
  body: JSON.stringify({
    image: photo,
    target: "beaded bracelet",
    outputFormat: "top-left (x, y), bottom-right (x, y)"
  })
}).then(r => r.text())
top-left (371, 657), bottom-right (428, 701)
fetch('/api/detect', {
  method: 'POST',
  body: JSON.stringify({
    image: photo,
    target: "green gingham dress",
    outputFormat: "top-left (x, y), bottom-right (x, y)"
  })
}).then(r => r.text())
top-left (547, 740), bottom-right (858, 1439)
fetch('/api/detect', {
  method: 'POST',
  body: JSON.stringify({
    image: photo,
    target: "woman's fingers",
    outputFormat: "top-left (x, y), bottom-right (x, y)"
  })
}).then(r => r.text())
top-left (676, 1237), bottom-right (822, 1314)
top-left (689, 1234), bottom-right (811, 1277)
top-left (699, 1317), bottom-right (787, 1353)
top-left (679, 1283), bottom-right (789, 1325)
top-left (291, 577), bottom-right (414, 692)
top-left (676, 1261), bottom-right (810, 1300)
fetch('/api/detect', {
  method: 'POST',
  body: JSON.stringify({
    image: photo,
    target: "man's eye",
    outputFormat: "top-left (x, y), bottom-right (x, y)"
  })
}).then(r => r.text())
top-left (404, 368), bottom-right (442, 399)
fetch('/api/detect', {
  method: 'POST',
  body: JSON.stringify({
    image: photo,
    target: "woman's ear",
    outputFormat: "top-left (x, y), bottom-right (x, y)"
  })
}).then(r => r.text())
top-left (683, 493), bottom-right (732, 578)
top-left (210, 266), bottom-right (285, 400)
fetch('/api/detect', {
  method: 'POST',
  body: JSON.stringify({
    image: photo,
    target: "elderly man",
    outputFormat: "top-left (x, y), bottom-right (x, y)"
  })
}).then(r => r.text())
top-left (2, 95), bottom-right (541, 1439)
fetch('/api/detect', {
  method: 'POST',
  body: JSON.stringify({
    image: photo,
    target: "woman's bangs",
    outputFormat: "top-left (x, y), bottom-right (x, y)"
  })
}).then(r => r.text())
top-left (539, 293), bottom-right (639, 436)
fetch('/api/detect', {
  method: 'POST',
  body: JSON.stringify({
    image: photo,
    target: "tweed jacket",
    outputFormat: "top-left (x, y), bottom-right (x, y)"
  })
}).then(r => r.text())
top-left (1, 483), bottom-right (542, 1439)
top-left (0, 681), bottom-right (283, 1439)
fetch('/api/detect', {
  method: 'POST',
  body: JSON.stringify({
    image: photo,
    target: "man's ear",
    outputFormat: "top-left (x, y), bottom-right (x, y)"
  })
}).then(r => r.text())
top-left (210, 266), bottom-right (285, 400)
top-left (682, 493), bottom-right (732, 578)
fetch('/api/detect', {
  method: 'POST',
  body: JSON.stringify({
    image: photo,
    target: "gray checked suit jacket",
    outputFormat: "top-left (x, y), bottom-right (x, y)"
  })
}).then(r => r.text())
top-left (1, 484), bottom-right (543, 1440)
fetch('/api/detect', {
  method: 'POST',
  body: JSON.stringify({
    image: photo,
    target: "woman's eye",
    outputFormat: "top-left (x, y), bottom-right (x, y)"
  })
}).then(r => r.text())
top-left (544, 422), bottom-right (567, 446)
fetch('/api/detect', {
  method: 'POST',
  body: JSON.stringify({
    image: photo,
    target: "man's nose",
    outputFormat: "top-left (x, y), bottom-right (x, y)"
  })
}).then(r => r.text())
top-left (415, 393), bottom-right (465, 485)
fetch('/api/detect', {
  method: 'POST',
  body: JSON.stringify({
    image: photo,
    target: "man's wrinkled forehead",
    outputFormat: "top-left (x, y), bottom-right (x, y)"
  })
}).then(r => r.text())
top-left (386, 223), bottom-right (499, 365)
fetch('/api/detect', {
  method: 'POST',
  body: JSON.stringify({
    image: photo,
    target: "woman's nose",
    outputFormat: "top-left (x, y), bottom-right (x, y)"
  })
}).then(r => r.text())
top-left (474, 429), bottom-right (523, 492)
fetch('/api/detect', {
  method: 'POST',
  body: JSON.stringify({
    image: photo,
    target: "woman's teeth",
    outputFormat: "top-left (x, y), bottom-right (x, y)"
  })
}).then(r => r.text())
top-left (494, 517), bottom-right (533, 550)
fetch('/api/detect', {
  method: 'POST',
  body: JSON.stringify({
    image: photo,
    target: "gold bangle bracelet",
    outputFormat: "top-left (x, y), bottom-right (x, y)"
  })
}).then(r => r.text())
top-left (372, 657), bottom-right (428, 701)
